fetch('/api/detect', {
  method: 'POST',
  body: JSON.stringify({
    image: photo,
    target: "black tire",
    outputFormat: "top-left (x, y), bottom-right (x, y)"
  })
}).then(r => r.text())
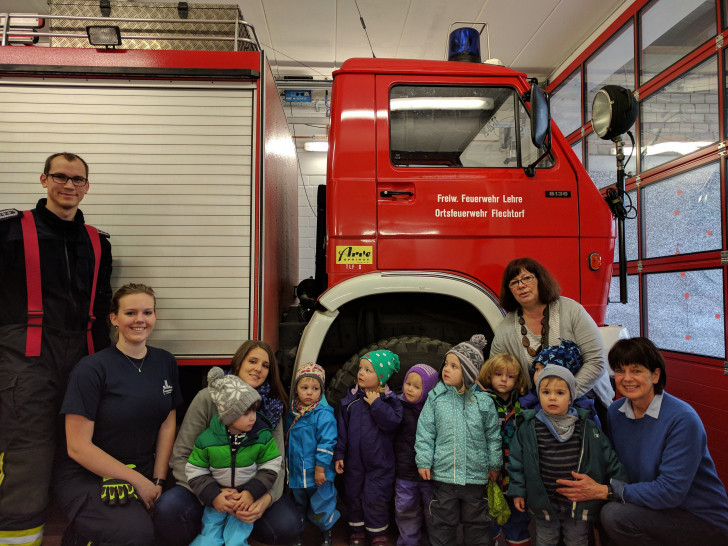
top-left (325, 335), bottom-right (451, 410)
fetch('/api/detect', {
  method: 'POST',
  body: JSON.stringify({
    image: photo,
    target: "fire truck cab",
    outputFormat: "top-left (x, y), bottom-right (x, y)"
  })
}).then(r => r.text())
top-left (290, 57), bottom-right (617, 401)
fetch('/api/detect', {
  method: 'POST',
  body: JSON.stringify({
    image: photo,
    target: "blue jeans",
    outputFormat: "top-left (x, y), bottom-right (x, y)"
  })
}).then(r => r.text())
top-left (534, 503), bottom-right (588, 546)
top-left (154, 485), bottom-right (305, 546)
top-left (601, 501), bottom-right (728, 546)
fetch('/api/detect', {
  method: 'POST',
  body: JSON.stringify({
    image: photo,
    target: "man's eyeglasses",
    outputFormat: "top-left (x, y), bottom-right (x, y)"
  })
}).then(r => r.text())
top-left (508, 274), bottom-right (536, 289)
top-left (46, 173), bottom-right (88, 187)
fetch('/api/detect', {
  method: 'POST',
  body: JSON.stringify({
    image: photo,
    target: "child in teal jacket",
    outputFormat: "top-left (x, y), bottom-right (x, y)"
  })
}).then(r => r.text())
top-left (415, 335), bottom-right (502, 546)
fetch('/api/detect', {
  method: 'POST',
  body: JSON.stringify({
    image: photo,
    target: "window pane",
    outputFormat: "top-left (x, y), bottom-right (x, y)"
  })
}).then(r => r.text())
top-left (551, 68), bottom-right (582, 137)
top-left (389, 85), bottom-right (552, 168)
top-left (646, 269), bottom-right (725, 358)
top-left (640, 0), bottom-right (717, 84)
top-left (585, 21), bottom-right (635, 123)
top-left (606, 274), bottom-right (640, 338)
top-left (571, 140), bottom-right (583, 164)
top-left (640, 57), bottom-right (719, 172)
top-left (613, 189), bottom-right (638, 262)
top-left (586, 131), bottom-right (636, 189)
top-left (642, 162), bottom-right (721, 258)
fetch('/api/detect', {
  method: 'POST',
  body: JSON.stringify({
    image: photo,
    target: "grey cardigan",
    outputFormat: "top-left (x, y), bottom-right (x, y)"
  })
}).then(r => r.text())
top-left (490, 296), bottom-right (614, 408)
top-left (170, 387), bottom-right (285, 504)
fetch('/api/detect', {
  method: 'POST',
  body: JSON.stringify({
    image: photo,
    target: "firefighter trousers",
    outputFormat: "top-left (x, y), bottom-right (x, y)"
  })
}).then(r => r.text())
top-left (0, 323), bottom-right (87, 545)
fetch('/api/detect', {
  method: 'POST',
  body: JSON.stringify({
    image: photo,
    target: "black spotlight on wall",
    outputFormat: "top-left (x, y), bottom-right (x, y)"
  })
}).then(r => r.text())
top-left (592, 85), bottom-right (638, 140)
top-left (591, 85), bottom-right (637, 305)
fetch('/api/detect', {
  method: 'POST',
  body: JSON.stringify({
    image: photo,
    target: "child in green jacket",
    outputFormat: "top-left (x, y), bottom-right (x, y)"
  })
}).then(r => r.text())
top-left (186, 367), bottom-right (282, 546)
top-left (509, 365), bottom-right (627, 546)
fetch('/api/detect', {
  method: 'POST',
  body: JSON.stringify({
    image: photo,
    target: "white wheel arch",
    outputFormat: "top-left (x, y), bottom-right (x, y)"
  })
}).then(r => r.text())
top-left (293, 270), bottom-right (505, 375)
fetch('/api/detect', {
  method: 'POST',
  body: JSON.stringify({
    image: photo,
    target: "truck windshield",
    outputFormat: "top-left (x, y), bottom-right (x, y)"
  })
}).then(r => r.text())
top-left (390, 85), bottom-right (553, 169)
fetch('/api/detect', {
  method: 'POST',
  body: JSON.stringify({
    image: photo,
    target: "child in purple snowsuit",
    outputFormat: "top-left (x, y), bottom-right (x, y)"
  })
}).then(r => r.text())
top-left (335, 350), bottom-right (403, 545)
top-left (394, 364), bottom-right (439, 546)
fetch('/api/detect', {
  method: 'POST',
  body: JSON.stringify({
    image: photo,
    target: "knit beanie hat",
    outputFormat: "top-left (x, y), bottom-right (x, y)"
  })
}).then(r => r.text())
top-left (445, 334), bottom-right (487, 389)
top-left (405, 364), bottom-right (439, 407)
top-left (533, 339), bottom-right (583, 376)
top-left (536, 364), bottom-right (577, 402)
top-left (293, 361), bottom-right (326, 391)
top-left (208, 366), bottom-right (261, 426)
top-left (362, 350), bottom-right (400, 386)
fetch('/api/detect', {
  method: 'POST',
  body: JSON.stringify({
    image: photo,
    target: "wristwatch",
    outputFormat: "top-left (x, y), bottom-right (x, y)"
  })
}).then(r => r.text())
top-left (152, 477), bottom-right (167, 487)
top-left (606, 483), bottom-right (616, 501)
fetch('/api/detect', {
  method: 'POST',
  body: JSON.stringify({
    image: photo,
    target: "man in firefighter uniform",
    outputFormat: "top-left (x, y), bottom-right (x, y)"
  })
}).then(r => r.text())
top-left (0, 153), bottom-right (112, 545)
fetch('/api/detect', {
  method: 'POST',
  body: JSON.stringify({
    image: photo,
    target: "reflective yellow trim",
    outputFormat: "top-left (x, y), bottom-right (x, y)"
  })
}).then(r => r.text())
top-left (0, 523), bottom-right (44, 545)
top-left (0, 451), bottom-right (5, 487)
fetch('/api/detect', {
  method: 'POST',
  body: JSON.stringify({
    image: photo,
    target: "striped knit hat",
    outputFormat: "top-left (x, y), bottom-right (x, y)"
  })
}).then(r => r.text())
top-left (445, 334), bottom-right (487, 389)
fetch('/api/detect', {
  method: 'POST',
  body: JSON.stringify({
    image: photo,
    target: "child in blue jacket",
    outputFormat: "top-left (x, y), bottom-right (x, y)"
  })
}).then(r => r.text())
top-left (285, 362), bottom-right (339, 546)
top-left (335, 349), bottom-right (403, 546)
top-left (415, 335), bottom-right (502, 546)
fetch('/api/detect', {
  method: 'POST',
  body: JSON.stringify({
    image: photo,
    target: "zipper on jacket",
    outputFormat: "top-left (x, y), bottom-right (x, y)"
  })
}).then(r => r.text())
top-left (230, 442), bottom-right (240, 489)
top-left (572, 419), bottom-right (587, 515)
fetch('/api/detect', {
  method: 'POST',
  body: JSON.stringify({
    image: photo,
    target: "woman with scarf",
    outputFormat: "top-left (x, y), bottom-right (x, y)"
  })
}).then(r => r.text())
top-left (154, 340), bottom-right (305, 546)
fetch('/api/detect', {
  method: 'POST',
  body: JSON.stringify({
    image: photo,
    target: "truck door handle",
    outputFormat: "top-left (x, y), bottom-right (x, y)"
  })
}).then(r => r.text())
top-left (380, 190), bottom-right (413, 198)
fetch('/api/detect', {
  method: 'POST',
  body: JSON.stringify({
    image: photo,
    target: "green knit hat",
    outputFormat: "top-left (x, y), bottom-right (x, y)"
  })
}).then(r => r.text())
top-left (362, 350), bottom-right (400, 386)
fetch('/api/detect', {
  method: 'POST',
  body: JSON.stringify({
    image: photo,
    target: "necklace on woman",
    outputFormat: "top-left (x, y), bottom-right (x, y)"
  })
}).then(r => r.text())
top-left (123, 352), bottom-right (146, 373)
top-left (518, 304), bottom-right (549, 357)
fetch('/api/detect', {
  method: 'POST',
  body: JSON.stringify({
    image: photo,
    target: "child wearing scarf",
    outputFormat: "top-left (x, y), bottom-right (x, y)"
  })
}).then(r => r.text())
top-left (519, 339), bottom-right (602, 430)
top-left (508, 366), bottom-right (627, 546)
top-left (394, 364), bottom-right (439, 546)
top-left (284, 362), bottom-right (339, 546)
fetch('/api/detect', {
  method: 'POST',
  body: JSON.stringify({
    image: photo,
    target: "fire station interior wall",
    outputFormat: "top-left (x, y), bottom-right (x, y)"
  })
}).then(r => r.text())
top-left (0, 81), bottom-right (257, 357)
top-left (297, 152), bottom-right (326, 281)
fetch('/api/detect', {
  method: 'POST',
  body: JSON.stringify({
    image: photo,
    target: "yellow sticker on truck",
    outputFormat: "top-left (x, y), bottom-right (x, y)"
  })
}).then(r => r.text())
top-left (336, 245), bottom-right (373, 264)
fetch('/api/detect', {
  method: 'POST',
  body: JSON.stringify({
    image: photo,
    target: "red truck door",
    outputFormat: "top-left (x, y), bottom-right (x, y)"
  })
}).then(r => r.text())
top-left (374, 74), bottom-right (582, 292)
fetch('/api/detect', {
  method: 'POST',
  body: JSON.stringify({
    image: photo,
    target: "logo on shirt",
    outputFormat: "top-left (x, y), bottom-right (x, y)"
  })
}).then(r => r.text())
top-left (162, 380), bottom-right (173, 395)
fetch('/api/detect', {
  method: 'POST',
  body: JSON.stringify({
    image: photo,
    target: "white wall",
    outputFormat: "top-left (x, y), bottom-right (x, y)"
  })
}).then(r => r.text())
top-left (297, 150), bottom-right (327, 281)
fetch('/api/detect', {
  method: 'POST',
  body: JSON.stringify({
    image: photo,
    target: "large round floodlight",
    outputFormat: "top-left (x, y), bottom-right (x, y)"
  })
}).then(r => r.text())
top-left (591, 85), bottom-right (638, 140)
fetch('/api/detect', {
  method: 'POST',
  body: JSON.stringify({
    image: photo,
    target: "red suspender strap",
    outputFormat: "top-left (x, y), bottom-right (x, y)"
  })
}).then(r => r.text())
top-left (85, 225), bottom-right (101, 355)
top-left (20, 211), bottom-right (43, 357)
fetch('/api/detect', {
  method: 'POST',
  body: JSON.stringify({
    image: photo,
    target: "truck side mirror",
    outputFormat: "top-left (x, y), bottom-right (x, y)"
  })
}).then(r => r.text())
top-left (524, 80), bottom-right (552, 177)
top-left (529, 82), bottom-right (549, 148)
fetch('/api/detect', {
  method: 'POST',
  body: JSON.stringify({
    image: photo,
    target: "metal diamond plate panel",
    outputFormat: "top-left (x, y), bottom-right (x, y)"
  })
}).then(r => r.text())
top-left (48, 0), bottom-right (254, 51)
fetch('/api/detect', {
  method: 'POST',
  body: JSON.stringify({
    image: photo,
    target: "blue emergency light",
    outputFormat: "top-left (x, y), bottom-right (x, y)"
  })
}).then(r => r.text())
top-left (447, 27), bottom-right (481, 63)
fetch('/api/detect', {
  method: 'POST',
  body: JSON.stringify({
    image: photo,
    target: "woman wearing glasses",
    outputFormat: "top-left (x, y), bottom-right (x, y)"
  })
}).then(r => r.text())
top-left (490, 257), bottom-right (614, 426)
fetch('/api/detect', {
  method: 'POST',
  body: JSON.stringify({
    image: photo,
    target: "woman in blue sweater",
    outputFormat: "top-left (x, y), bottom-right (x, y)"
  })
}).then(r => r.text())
top-left (555, 337), bottom-right (728, 546)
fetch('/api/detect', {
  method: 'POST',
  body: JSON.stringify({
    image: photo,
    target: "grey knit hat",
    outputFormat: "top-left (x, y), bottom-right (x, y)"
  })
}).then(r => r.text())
top-left (208, 366), bottom-right (261, 425)
top-left (536, 364), bottom-right (577, 402)
top-left (444, 334), bottom-right (487, 389)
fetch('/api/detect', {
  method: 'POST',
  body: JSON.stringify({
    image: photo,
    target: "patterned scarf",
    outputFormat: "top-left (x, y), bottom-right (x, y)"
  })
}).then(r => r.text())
top-left (256, 381), bottom-right (284, 428)
top-left (287, 397), bottom-right (320, 436)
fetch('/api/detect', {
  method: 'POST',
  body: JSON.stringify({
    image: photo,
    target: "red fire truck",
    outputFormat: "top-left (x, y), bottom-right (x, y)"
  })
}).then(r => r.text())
top-left (287, 55), bottom-right (617, 403)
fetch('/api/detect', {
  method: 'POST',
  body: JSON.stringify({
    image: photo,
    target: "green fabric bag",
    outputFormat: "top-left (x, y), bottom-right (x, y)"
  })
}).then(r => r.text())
top-left (487, 480), bottom-right (511, 526)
